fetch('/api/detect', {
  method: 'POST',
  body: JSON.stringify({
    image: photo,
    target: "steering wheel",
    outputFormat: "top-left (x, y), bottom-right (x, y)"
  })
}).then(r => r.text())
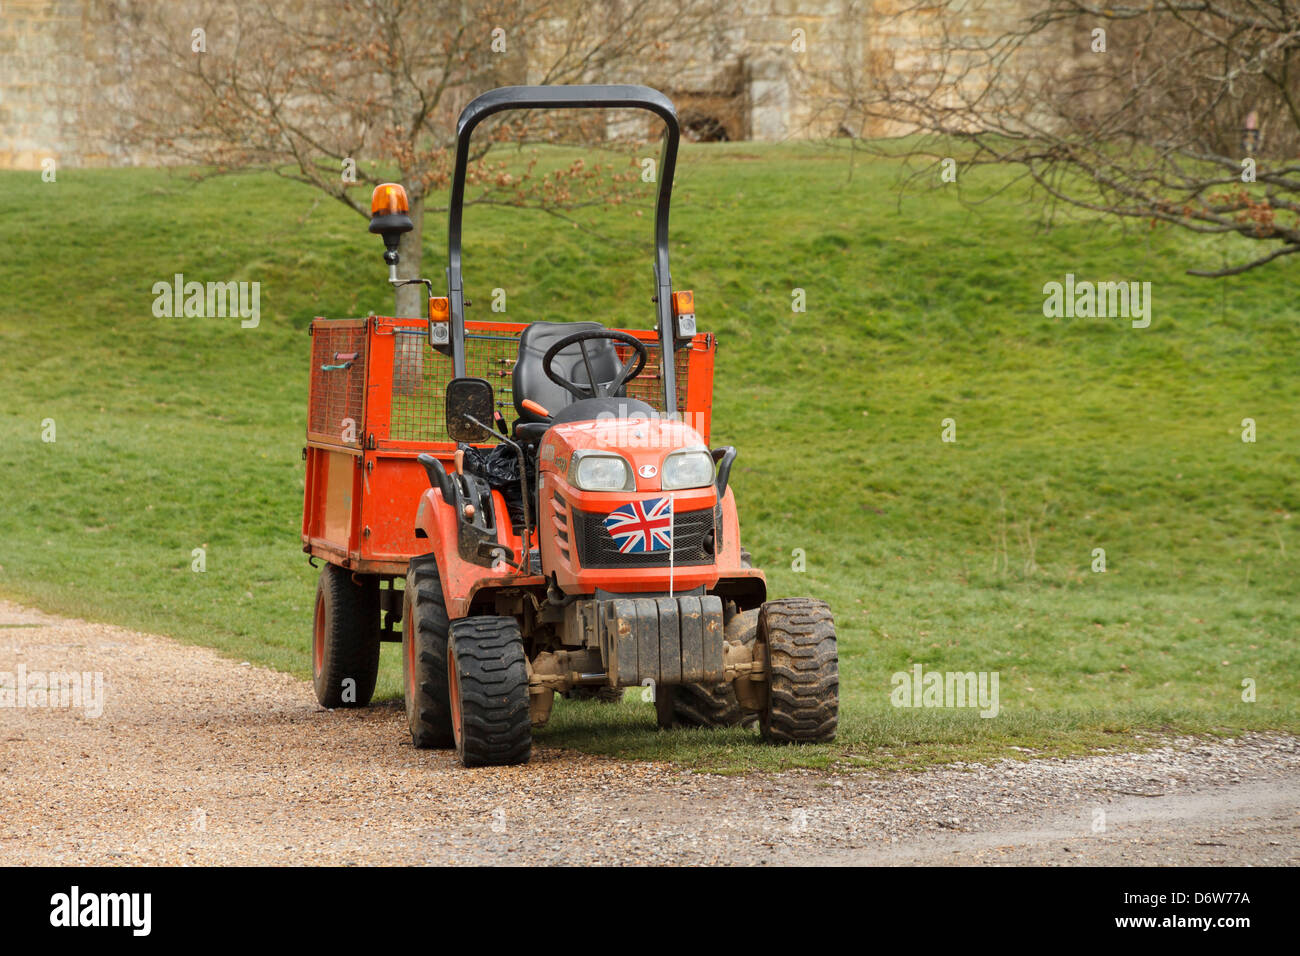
top-left (541, 329), bottom-right (649, 402)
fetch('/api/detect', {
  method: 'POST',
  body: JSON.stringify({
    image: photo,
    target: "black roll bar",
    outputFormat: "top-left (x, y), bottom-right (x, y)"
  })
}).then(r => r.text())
top-left (445, 84), bottom-right (682, 415)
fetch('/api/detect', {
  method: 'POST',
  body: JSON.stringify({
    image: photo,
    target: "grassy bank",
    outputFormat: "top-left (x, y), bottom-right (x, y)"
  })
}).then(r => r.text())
top-left (1, 142), bottom-right (1296, 771)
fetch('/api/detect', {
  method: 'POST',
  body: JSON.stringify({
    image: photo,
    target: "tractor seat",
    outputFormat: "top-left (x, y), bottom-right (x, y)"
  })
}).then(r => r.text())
top-left (512, 321), bottom-right (655, 433)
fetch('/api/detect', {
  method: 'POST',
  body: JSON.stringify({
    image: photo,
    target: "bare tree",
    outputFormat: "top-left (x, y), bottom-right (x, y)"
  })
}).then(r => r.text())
top-left (94, 0), bottom-right (725, 312)
top-left (801, 0), bottom-right (1300, 276)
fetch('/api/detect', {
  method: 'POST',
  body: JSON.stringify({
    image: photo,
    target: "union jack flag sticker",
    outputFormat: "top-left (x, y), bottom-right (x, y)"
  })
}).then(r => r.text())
top-left (603, 497), bottom-right (673, 553)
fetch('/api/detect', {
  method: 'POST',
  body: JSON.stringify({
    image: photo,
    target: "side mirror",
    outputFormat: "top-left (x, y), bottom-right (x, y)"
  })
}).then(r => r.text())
top-left (445, 377), bottom-right (496, 443)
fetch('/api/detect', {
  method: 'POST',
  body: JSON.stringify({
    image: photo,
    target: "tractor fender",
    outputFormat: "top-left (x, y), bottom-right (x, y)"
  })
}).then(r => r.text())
top-left (711, 487), bottom-right (767, 611)
top-left (716, 487), bottom-right (743, 570)
top-left (413, 486), bottom-right (543, 619)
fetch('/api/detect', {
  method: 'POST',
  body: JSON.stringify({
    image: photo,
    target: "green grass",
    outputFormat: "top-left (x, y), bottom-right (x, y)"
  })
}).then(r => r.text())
top-left (1, 143), bottom-right (1297, 773)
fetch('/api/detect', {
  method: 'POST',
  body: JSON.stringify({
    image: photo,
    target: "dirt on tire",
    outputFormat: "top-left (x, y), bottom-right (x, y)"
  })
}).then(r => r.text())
top-left (759, 598), bottom-right (838, 743)
top-left (448, 615), bottom-right (531, 767)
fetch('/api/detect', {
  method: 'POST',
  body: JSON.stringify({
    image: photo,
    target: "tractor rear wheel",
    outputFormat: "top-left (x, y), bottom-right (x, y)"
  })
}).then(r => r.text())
top-left (448, 616), bottom-right (532, 767)
top-left (311, 564), bottom-right (380, 708)
top-left (664, 609), bottom-right (759, 729)
top-left (758, 599), bottom-right (838, 743)
top-left (402, 555), bottom-right (455, 749)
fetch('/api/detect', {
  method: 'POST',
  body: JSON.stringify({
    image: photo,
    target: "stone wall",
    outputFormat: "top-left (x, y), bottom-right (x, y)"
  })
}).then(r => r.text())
top-left (0, 0), bottom-right (1051, 168)
top-left (0, 0), bottom-right (83, 169)
top-left (0, 0), bottom-right (146, 168)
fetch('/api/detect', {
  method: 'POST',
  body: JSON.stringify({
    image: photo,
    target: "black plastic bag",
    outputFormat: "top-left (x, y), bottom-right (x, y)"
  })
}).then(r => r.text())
top-left (459, 442), bottom-right (535, 529)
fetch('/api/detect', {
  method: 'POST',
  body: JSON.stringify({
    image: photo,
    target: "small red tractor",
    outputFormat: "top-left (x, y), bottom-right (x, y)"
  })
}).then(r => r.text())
top-left (303, 85), bottom-right (838, 766)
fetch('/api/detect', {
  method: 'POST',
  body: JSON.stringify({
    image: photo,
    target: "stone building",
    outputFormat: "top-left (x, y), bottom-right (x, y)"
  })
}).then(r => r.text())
top-left (1, 0), bottom-right (1046, 169)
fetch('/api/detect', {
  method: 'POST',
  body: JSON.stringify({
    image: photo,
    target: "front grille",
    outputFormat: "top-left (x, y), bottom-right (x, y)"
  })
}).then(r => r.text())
top-left (571, 505), bottom-right (716, 569)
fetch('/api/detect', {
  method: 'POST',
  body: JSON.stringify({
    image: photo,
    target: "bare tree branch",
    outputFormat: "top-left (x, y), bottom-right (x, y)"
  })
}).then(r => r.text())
top-left (800, 0), bottom-right (1300, 276)
top-left (87, 0), bottom-right (727, 311)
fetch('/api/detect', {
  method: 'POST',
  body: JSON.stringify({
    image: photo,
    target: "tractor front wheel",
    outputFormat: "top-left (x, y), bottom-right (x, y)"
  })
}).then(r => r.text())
top-left (311, 564), bottom-right (380, 708)
top-left (402, 555), bottom-right (455, 749)
top-left (448, 616), bottom-right (532, 767)
top-left (758, 599), bottom-right (838, 743)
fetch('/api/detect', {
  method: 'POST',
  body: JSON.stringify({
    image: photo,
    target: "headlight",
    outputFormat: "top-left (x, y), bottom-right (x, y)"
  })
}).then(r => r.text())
top-left (661, 448), bottom-right (715, 490)
top-left (571, 453), bottom-right (634, 492)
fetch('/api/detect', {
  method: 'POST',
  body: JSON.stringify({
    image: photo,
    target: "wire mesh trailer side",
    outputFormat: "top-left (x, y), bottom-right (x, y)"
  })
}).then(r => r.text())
top-left (366, 317), bottom-right (714, 449)
top-left (307, 319), bottom-right (368, 447)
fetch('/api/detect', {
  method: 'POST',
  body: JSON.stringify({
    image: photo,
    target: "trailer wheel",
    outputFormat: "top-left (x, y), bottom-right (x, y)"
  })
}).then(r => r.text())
top-left (311, 564), bottom-right (380, 708)
top-left (447, 616), bottom-right (532, 767)
top-left (758, 599), bottom-right (838, 744)
top-left (666, 609), bottom-right (759, 728)
top-left (402, 556), bottom-right (455, 749)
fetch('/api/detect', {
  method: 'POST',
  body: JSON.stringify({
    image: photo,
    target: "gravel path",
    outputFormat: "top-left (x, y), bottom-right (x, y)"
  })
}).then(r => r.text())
top-left (1, 599), bottom-right (1296, 866)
